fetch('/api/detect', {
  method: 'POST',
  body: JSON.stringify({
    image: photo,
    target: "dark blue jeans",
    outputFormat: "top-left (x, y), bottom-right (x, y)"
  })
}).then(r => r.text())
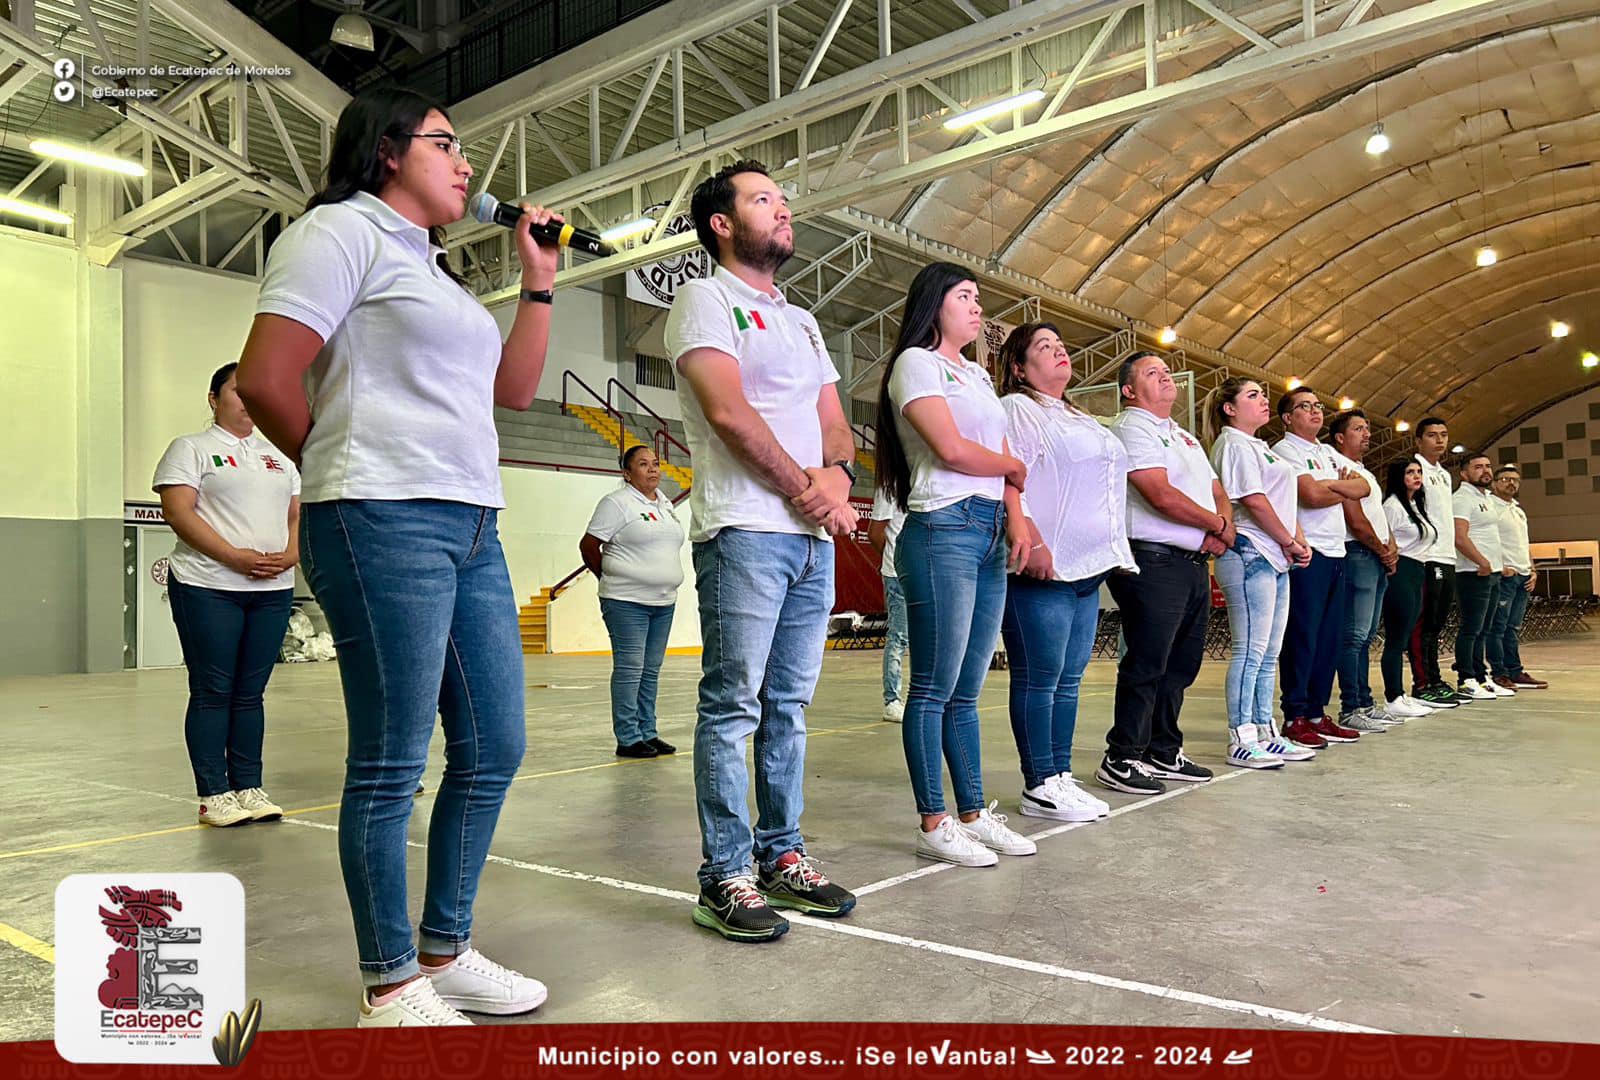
top-left (1280, 551), bottom-right (1347, 721)
top-left (1001, 572), bottom-right (1103, 789)
top-left (1337, 544), bottom-right (1390, 712)
top-left (896, 496), bottom-right (1006, 816)
top-left (600, 598), bottom-right (675, 745)
top-left (1454, 572), bottom-right (1496, 682)
top-left (167, 575), bottom-right (293, 797)
top-left (302, 500), bottom-right (526, 987)
top-left (1486, 573), bottom-right (1531, 678)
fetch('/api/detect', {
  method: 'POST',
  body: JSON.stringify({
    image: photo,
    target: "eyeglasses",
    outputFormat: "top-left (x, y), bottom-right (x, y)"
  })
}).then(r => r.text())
top-left (1290, 401), bottom-right (1325, 413)
top-left (404, 131), bottom-right (466, 163)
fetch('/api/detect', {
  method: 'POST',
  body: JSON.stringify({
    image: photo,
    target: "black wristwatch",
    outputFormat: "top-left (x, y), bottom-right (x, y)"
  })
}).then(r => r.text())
top-left (832, 460), bottom-right (857, 484)
top-left (520, 288), bottom-right (554, 304)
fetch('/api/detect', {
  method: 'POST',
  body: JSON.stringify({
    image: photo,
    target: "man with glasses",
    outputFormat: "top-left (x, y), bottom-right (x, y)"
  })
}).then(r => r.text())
top-left (1272, 388), bottom-right (1372, 748)
top-left (1487, 465), bottom-right (1547, 691)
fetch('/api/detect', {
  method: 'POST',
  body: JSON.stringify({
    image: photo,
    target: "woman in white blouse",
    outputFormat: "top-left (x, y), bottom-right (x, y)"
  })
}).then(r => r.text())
top-left (1379, 460), bottom-right (1444, 717)
top-left (1203, 378), bottom-right (1315, 769)
top-left (580, 445), bottom-right (686, 759)
top-left (994, 324), bottom-right (1124, 824)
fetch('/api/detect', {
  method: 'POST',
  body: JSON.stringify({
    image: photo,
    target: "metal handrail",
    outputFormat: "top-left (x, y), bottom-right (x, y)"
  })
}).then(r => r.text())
top-left (605, 377), bottom-right (690, 462)
top-left (561, 369), bottom-right (631, 452)
top-left (852, 422), bottom-right (876, 451)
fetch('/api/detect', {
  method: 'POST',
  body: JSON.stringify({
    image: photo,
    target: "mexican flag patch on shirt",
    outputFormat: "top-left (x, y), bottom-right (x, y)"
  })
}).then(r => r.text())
top-left (732, 307), bottom-right (766, 331)
top-left (211, 454), bottom-right (238, 468)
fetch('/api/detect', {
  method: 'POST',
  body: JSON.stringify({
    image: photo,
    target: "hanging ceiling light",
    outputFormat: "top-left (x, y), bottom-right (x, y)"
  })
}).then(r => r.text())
top-left (1338, 397), bottom-right (1356, 410)
top-left (942, 89), bottom-right (1046, 131)
top-left (0, 196), bottom-right (72, 225)
top-left (1475, 246), bottom-right (1497, 267)
top-left (30, 139), bottom-right (146, 177)
top-left (1395, 420), bottom-right (1411, 433)
top-left (599, 217), bottom-right (656, 244)
top-left (1286, 377), bottom-right (1303, 391)
top-left (331, 2), bottom-right (376, 50)
top-left (1551, 321), bottom-right (1571, 339)
top-left (1364, 122), bottom-right (1390, 156)
top-left (1157, 326), bottom-right (1177, 346)
top-left (1583, 352), bottom-right (1599, 370)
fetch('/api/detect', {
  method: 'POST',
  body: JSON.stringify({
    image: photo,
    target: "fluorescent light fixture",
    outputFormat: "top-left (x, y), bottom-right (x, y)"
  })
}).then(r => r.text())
top-left (1157, 325), bottom-right (1178, 346)
top-left (1339, 397), bottom-right (1355, 410)
top-left (1286, 377), bottom-right (1303, 391)
top-left (30, 139), bottom-right (146, 177)
top-left (1551, 321), bottom-right (1570, 339)
top-left (599, 217), bottom-right (656, 243)
top-left (0, 196), bottom-right (72, 225)
top-left (1395, 420), bottom-right (1410, 432)
top-left (1364, 123), bottom-right (1390, 156)
top-left (331, 5), bottom-right (376, 50)
top-left (1475, 246), bottom-right (1497, 267)
top-left (1583, 352), bottom-right (1599, 370)
top-left (943, 89), bottom-right (1046, 131)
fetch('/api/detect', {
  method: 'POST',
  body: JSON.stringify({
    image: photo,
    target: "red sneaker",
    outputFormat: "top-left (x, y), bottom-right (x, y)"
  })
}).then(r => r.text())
top-left (1281, 717), bottom-right (1328, 749)
top-left (1312, 714), bottom-right (1361, 743)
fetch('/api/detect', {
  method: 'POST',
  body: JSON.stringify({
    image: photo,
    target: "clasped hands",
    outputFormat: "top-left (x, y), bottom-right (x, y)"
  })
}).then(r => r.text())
top-left (792, 465), bottom-right (858, 536)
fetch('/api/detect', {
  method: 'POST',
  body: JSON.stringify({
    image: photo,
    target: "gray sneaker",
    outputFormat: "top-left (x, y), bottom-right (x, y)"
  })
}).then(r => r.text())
top-left (1340, 708), bottom-right (1388, 733)
top-left (1364, 704), bottom-right (1404, 726)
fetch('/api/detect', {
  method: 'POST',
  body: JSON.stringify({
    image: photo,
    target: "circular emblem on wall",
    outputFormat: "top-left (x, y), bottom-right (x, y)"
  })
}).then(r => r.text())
top-left (151, 557), bottom-right (170, 586)
top-left (629, 211), bottom-right (711, 306)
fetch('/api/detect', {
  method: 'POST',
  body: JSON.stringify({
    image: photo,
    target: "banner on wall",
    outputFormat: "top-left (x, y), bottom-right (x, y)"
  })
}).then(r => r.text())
top-left (975, 317), bottom-right (1017, 370)
top-left (625, 212), bottom-right (712, 309)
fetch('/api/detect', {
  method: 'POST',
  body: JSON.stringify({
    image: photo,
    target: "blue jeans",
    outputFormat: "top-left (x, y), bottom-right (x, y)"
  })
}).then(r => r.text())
top-left (301, 500), bottom-right (526, 986)
top-left (1280, 550), bottom-right (1347, 721)
top-left (1000, 572), bottom-right (1103, 789)
top-left (1486, 574), bottom-right (1531, 678)
top-left (882, 575), bottom-right (909, 704)
top-left (691, 528), bottom-right (831, 888)
top-left (1337, 543), bottom-right (1390, 712)
top-left (167, 576), bottom-right (293, 796)
top-left (1454, 572), bottom-right (1496, 682)
top-left (600, 598), bottom-right (675, 744)
top-left (1212, 536), bottom-right (1290, 731)
top-left (895, 497), bottom-right (1006, 817)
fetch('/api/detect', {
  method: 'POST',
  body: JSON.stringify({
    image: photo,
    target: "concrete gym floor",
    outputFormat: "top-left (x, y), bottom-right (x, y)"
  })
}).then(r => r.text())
top-left (1, 636), bottom-right (1596, 1044)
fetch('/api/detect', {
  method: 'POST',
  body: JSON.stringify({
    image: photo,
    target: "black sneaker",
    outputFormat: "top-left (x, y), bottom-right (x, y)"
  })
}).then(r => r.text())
top-left (757, 852), bottom-right (856, 918)
top-left (647, 737), bottom-right (677, 755)
top-left (693, 875), bottom-right (790, 942)
top-left (1416, 685), bottom-right (1459, 708)
top-left (1094, 756), bottom-right (1166, 795)
top-left (1142, 750), bottom-right (1213, 784)
top-left (615, 741), bottom-right (659, 758)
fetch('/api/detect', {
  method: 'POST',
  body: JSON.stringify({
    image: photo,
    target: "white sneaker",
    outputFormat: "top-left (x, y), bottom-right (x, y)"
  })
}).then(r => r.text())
top-left (1384, 696), bottom-right (1427, 718)
top-left (916, 816), bottom-right (998, 867)
top-left (1226, 731), bottom-right (1284, 770)
top-left (1459, 679), bottom-right (1496, 701)
top-left (1019, 780), bottom-right (1097, 822)
top-left (1051, 774), bottom-right (1110, 818)
top-left (233, 787), bottom-right (284, 821)
top-left (357, 976), bottom-right (472, 1027)
top-left (198, 790), bottom-right (252, 828)
top-left (1399, 694), bottom-right (1438, 715)
top-left (1258, 724), bottom-right (1316, 761)
top-left (960, 802), bottom-right (1038, 856)
top-left (425, 948), bottom-right (547, 1015)
top-left (881, 699), bottom-right (904, 723)
top-left (1487, 680), bottom-right (1515, 698)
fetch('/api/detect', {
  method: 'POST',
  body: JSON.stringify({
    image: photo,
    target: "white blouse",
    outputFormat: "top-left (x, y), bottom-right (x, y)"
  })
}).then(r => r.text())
top-left (1384, 494), bottom-right (1439, 562)
top-left (1003, 393), bottom-right (1136, 583)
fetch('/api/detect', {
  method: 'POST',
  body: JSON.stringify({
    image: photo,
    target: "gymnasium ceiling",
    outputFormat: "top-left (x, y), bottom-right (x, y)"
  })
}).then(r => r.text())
top-left (1, 0), bottom-right (1595, 448)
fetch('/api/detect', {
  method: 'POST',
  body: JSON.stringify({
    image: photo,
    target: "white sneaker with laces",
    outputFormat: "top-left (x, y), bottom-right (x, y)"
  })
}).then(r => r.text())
top-left (881, 699), bottom-right (904, 723)
top-left (233, 787), bottom-right (283, 821)
top-left (425, 948), bottom-right (548, 1015)
top-left (1384, 696), bottom-right (1427, 718)
top-left (1459, 679), bottom-right (1496, 700)
top-left (357, 976), bottom-right (472, 1027)
top-left (916, 816), bottom-right (997, 867)
top-left (1488, 680), bottom-right (1515, 698)
top-left (1019, 780), bottom-right (1098, 822)
top-left (1257, 724), bottom-right (1316, 761)
top-left (960, 802), bottom-right (1037, 856)
top-left (197, 790), bottom-right (252, 828)
top-left (1399, 694), bottom-right (1438, 714)
top-left (1051, 774), bottom-right (1109, 818)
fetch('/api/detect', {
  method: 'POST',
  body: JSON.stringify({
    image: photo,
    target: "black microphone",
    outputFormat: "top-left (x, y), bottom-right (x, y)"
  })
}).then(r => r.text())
top-left (468, 192), bottom-right (614, 257)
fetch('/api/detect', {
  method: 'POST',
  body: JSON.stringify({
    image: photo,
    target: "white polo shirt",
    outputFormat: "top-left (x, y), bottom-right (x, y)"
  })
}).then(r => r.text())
top-left (256, 191), bottom-right (506, 507)
top-left (1004, 393), bottom-right (1135, 582)
top-left (1271, 432), bottom-right (1348, 559)
top-left (153, 425), bottom-right (301, 591)
top-left (887, 347), bottom-right (1007, 512)
top-left (1209, 426), bottom-right (1298, 572)
top-left (1453, 482), bottom-right (1504, 573)
top-left (870, 486), bottom-right (906, 580)
top-left (1495, 495), bottom-right (1531, 574)
top-left (584, 482), bottom-right (685, 606)
top-left (1333, 450), bottom-right (1391, 550)
top-left (1109, 406), bottom-right (1218, 552)
top-left (1384, 495), bottom-right (1439, 562)
top-left (664, 265), bottom-right (840, 542)
top-left (1416, 453), bottom-right (1456, 563)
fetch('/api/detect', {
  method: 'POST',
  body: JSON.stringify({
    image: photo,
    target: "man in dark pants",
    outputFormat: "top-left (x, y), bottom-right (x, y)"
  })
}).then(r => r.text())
top-left (1408, 418), bottom-right (1471, 705)
top-left (1098, 354), bottom-right (1227, 796)
top-left (1487, 465), bottom-right (1547, 690)
top-left (1452, 453), bottom-right (1504, 700)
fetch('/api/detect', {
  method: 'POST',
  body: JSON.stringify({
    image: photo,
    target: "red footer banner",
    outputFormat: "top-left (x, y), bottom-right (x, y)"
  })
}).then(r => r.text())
top-left (6, 1024), bottom-right (1598, 1079)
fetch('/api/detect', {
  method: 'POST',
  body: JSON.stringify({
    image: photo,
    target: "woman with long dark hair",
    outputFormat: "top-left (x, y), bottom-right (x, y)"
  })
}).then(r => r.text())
top-left (995, 323), bottom-right (1125, 822)
top-left (877, 262), bottom-right (1033, 868)
top-left (1380, 460), bottom-right (1447, 718)
top-left (236, 86), bottom-right (556, 1026)
top-left (154, 362), bottom-right (299, 828)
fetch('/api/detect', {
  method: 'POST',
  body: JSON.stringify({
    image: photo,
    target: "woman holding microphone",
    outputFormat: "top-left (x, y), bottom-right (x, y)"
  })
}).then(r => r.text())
top-left (237, 86), bottom-right (555, 1027)
top-left (581, 444), bottom-right (685, 759)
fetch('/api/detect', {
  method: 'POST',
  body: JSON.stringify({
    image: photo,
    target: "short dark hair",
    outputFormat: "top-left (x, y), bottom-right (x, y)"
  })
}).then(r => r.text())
top-left (209, 363), bottom-right (238, 399)
top-left (1461, 452), bottom-right (1491, 468)
top-left (620, 444), bottom-right (652, 469)
top-left (690, 159), bottom-right (771, 262)
top-left (1415, 417), bottom-right (1447, 438)
top-left (1277, 386), bottom-right (1317, 419)
top-left (1495, 464), bottom-right (1521, 478)
top-left (1117, 352), bottom-right (1161, 396)
top-left (1327, 408), bottom-right (1367, 441)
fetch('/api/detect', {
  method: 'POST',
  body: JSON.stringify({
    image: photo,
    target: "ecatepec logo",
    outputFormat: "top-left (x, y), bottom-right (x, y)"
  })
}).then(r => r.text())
top-left (56, 873), bottom-right (246, 1064)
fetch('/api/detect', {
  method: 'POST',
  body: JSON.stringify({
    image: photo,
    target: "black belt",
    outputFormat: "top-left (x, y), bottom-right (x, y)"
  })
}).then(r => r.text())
top-left (1130, 539), bottom-right (1209, 564)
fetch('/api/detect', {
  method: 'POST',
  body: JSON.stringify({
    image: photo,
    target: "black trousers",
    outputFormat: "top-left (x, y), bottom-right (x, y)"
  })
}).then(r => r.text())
top-left (1453, 572), bottom-right (1496, 682)
top-left (1408, 560), bottom-right (1455, 689)
top-left (1105, 546), bottom-right (1209, 762)
top-left (1381, 556), bottom-right (1425, 702)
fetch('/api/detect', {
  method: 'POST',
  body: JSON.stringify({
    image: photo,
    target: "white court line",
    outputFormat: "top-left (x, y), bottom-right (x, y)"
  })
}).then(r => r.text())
top-left (855, 771), bottom-right (1249, 897)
